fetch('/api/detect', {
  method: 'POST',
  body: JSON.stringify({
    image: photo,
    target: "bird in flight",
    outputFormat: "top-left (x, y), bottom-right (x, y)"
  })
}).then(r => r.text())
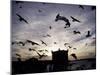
top-left (29, 48), bottom-right (36, 51)
top-left (12, 41), bottom-right (18, 45)
top-left (68, 46), bottom-right (72, 48)
top-left (16, 13), bottom-right (29, 24)
top-left (55, 14), bottom-right (71, 28)
top-left (86, 31), bottom-right (91, 37)
top-left (40, 40), bottom-right (47, 46)
top-left (36, 52), bottom-right (48, 59)
top-left (26, 40), bottom-right (40, 46)
top-left (79, 5), bottom-right (84, 10)
top-left (54, 42), bottom-right (57, 44)
top-left (73, 30), bottom-right (81, 34)
top-left (70, 16), bottom-right (81, 23)
top-left (38, 50), bottom-right (44, 52)
top-left (73, 48), bottom-right (77, 50)
top-left (70, 53), bottom-right (77, 60)
top-left (64, 43), bottom-right (69, 47)
top-left (49, 26), bottom-right (52, 30)
top-left (18, 41), bottom-right (25, 46)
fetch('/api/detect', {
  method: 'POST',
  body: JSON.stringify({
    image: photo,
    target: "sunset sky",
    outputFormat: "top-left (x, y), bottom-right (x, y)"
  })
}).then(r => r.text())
top-left (12, 1), bottom-right (96, 61)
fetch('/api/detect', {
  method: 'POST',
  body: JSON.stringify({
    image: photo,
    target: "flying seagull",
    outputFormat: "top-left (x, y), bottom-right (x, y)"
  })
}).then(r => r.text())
top-left (86, 31), bottom-right (91, 37)
top-left (16, 13), bottom-right (29, 24)
top-left (64, 43), bottom-right (69, 47)
top-left (70, 16), bottom-right (81, 23)
top-left (36, 52), bottom-right (47, 59)
top-left (70, 53), bottom-right (77, 60)
top-left (68, 46), bottom-right (72, 48)
top-left (55, 14), bottom-right (71, 28)
top-left (26, 40), bottom-right (40, 46)
top-left (29, 48), bottom-right (36, 51)
top-left (73, 30), bottom-right (81, 34)
top-left (79, 5), bottom-right (84, 10)
top-left (49, 26), bottom-right (52, 30)
top-left (18, 41), bottom-right (25, 46)
top-left (40, 40), bottom-right (47, 46)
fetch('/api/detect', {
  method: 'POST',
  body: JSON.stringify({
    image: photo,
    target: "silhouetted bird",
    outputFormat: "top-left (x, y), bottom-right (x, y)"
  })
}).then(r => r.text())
top-left (12, 41), bottom-right (18, 45)
top-left (71, 16), bottom-right (81, 23)
top-left (29, 48), bottom-right (36, 51)
top-left (40, 40), bottom-right (47, 46)
top-left (64, 43), bottom-right (69, 47)
top-left (36, 52), bottom-right (47, 59)
top-left (49, 26), bottom-right (52, 29)
top-left (45, 49), bottom-right (48, 52)
top-left (73, 30), bottom-right (81, 34)
top-left (68, 46), bottom-right (72, 48)
top-left (55, 14), bottom-right (71, 28)
top-left (86, 31), bottom-right (91, 37)
top-left (26, 40), bottom-right (40, 46)
top-left (70, 53), bottom-right (77, 60)
top-left (73, 48), bottom-right (77, 50)
top-left (79, 5), bottom-right (84, 10)
top-left (38, 50), bottom-right (44, 52)
top-left (18, 41), bottom-right (25, 46)
top-left (91, 6), bottom-right (96, 11)
top-left (16, 53), bottom-right (21, 57)
top-left (16, 13), bottom-right (29, 24)
top-left (47, 34), bottom-right (51, 37)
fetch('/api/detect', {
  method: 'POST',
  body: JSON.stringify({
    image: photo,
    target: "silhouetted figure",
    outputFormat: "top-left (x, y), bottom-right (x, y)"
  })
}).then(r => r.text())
top-left (73, 30), bottom-right (81, 34)
top-left (16, 53), bottom-right (21, 61)
top-left (16, 13), bottom-right (29, 24)
top-left (40, 40), bottom-right (47, 46)
top-left (70, 53), bottom-right (77, 60)
top-left (79, 5), bottom-right (84, 10)
top-left (86, 31), bottom-right (91, 37)
top-left (18, 41), bottom-right (25, 46)
top-left (55, 14), bottom-right (71, 28)
top-left (49, 26), bottom-right (52, 29)
top-left (91, 6), bottom-right (96, 11)
top-left (71, 16), bottom-right (81, 23)
top-left (29, 48), bottom-right (36, 51)
top-left (26, 40), bottom-right (40, 46)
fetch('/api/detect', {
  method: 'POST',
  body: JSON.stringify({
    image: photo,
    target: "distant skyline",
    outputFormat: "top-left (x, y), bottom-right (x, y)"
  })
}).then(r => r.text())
top-left (12, 1), bottom-right (96, 61)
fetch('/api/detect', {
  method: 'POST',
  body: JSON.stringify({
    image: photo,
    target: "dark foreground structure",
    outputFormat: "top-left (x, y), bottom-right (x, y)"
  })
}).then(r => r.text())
top-left (12, 50), bottom-right (96, 74)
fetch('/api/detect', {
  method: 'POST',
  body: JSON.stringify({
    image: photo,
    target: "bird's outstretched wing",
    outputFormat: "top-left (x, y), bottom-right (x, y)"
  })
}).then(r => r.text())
top-left (16, 13), bottom-right (29, 24)
top-left (70, 16), bottom-right (81, 23)
top-left (40, 40), bottom-right (47, 46)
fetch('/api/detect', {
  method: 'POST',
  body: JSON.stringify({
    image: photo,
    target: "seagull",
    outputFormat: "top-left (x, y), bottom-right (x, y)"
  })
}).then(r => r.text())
top-left (36, 52), bottom-right (48, 59)
top-left (40, 40), bottom-right (47, 46)
top-left (29, 48), bottom-right (36, 51)
top-left (70, 53), bottom-right (77, 60)
top-left (68, 46), bottom-right (72, 48)
top-left (64, 43), bottom-right (69, 47)
top-left (70, 16), bottom-right (81, 23)
top-left (73, 30), bottom-right (81, 34)
top-left (18, 41), bottom-right (25, 46)
top-left (55, 14), bottom-right (71, 28)
top-left (16, 13), bottom-right (29, 24)
top-left (26, 40), bottom-right (40, 46)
